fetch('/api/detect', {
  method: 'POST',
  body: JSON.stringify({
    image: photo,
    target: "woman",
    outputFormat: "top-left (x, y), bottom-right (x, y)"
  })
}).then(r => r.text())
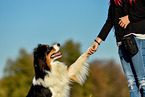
top-left (89, 0), bottom-right (145, 96)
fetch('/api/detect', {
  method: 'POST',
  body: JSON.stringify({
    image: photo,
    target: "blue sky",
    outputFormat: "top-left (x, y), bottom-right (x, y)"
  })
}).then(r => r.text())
top-left (0, 0), bottom-right (120, 78)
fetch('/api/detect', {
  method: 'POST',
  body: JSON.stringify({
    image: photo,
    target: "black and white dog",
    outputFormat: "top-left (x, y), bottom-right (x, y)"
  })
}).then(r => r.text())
top-left (27, 43), bottom-right (90, 97)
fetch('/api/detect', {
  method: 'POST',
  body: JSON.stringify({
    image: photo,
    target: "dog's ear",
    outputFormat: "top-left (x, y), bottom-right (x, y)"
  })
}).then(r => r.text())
top-left (34, 44), bottom-right (47, 60)
top-left (34, 58), bottom-right (48, 79)
top-left (33, 44), bottom-right (41, 57)
top-left (38, 44), bottom-right (42, 47)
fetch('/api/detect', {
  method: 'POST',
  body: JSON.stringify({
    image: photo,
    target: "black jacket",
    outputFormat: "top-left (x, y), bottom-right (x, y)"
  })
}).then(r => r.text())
top-left (98, 0), bottom-right (145, 42)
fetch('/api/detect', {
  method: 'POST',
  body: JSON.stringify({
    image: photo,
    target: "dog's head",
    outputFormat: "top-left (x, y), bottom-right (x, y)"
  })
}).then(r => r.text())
top-left (33, 43), bottom-right (62, 79)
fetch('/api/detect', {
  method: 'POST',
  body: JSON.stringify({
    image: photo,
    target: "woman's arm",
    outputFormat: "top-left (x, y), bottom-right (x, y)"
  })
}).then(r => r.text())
top-left (88, 4), bottom-right (113, 56)
top-left (97, 4), bottom-right (113, 41)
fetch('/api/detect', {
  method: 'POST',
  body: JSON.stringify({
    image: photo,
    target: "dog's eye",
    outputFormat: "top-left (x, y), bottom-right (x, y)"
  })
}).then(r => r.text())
top-left (46, 47), bottom-right (53, 54)
top-left (50, 47), bottom-right (53, 50)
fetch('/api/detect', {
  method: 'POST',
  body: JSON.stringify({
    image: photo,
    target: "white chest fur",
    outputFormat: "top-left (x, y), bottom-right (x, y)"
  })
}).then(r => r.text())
top-left (44, 61), bottom-right (70, 97)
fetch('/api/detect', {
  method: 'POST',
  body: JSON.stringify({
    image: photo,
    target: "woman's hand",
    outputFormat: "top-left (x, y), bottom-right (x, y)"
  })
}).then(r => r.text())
top-left (88, 42), bottom-right (99, 56)
top-left (118, 15), bottom-right (130, 29)
top-left (88, 37), bottom-right (102, 56)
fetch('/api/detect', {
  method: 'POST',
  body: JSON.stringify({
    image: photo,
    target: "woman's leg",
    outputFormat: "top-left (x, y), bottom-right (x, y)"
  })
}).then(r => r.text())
top-left (131, 37), bottom-right (145, 96)
top-left (119, 45), bottom-right (140, 97)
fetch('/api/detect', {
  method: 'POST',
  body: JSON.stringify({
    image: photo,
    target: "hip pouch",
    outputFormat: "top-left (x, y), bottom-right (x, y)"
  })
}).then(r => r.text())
top-left (122, 35), bottom-right (139, 56)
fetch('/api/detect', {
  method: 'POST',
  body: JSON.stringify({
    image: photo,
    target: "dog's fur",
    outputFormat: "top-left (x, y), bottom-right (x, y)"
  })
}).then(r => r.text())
top-left (27, 43), bottom-right (90, 97)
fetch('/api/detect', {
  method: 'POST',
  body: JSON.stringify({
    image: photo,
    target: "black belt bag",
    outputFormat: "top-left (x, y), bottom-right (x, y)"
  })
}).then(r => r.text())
top-left (122, 35), bottom-right (139, 56)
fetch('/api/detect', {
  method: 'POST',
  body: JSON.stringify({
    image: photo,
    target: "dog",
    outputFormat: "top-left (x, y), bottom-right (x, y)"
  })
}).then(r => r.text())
top-left (27, 43), bottom-right (91, 97)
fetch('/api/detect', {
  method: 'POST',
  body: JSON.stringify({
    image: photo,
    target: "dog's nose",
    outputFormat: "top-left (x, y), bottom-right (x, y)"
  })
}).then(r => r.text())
top-left (57, 43), bottom-right (60, 47)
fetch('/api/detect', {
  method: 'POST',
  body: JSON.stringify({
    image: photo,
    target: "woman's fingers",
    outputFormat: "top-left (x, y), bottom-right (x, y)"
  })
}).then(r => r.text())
top-left (118, 15), bottom-right (130, 29)
top-left (87, 43), bottom-right (98, 56)
top-left (88, 48), bottom-right (96, 56)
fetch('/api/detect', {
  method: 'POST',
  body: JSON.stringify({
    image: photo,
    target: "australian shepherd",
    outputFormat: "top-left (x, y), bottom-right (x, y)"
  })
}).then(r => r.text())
top-left (27, 43), bottom-right (90, 97)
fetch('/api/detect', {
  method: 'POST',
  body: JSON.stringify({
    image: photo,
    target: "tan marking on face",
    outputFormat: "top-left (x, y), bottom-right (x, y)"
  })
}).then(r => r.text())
top-left (45, 47), bottom-right (56, 70)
